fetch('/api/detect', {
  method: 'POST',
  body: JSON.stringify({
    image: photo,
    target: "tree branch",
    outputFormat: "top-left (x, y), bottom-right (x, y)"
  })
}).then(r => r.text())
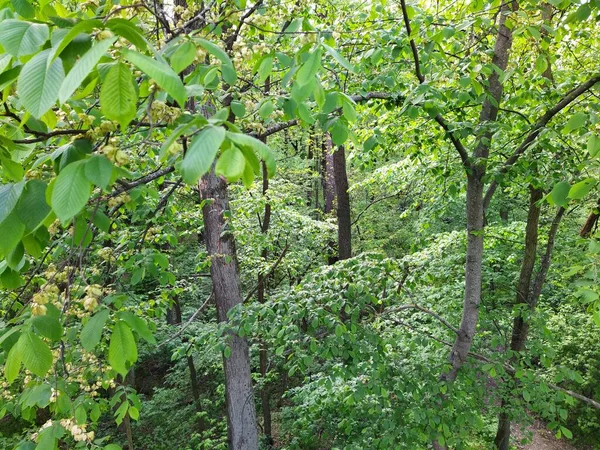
top-left (484, 74), bottom-right (600, 211)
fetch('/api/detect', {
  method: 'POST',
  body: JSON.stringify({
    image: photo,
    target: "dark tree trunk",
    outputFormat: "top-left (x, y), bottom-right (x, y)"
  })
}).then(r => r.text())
top-left (199, 168), bottom-right (259, 450)
top-left (334, 145), bottom-right (351, 260)
top-left (322, 137), bottom-right (336, 214)
top-left (494, 187), bottom-right (543, 450)
top-left (580, 198), bottom-right (600, 237)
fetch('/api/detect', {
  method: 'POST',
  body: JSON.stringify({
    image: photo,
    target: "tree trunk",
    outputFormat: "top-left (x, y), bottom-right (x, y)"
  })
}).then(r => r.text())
top-left (334, 145), bottom-right (351, 260)
top-left (580, 198), bottom-right (600, 237)
top-left (199, 168), bottom-right (259, 450)
top-left (322, 137), bottom-right (336, 215)
top-left (494, 187), bottom-right (543, 450)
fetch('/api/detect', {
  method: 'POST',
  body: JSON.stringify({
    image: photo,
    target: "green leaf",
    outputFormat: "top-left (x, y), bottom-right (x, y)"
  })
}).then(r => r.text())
top-left (259, 100), bottom-right (274, 119)
top-left (50, 19), bottom-right (103, 62)
top-left (230, 101), bottom-right (246, 118)
top-left (215, 147), bottom-right (246, 182)
top-left (560, 426), bottom-right (573, 439)
top-left (340, 95), bottom-right (357, 122)
top-left (296, 47), bottom-right (322, 86)
top-left (562, 112), bottom-right (587, 134)
top-left (121, 48), bottom-right (186, 107)
top-left (565, 3), bottom-right (591, 23)
top-left (0, 181), bottom-right (25, 224)
top-left (568, 178), bottom-right (596, 200)
top-left (11, 0), bottom-right (35, 18)
top-left (17, 49), bottom-right (65, 119)
top-left (330, 120), bottom-right (348, 145)
top-left (257, 56), bottom-right (273, 83)
top-left (5, 343), bottom-right (22, 383)
top-left (322, 43), bottom-right (355, 72)
top-left (226, 132), bottom-right (276, 177)
top-left (549, 181), bottom-right (571, 208)
top-left (100, 62), bottom-right (138, 129)
top-left (119, 311), bottom-right (155, 344)
top-left (59, 37), bottom-right (117, 104)
top-left (176, 126), bottom-right (226, 184)
top-left (0, 213), bottom-right (25, 257)
top-left (16, 180), bottom-right (50, 232)
top-left (109, 320), bottom-right (137, 376)
top-left (106, 18), bottom-right (148, 51)
top-left (85, 155), bottom-right (113, 190)
top-left (0, 20), bottom-right (49, 57)
top-left (19, 332), bottom-right (53, 377)
top-left (170, 41), bottom-right (196, 74)
top-left (194, 38), bottom-right (234, 68)
top-left (535, 54), bottom-right (548, 75)
top-left (81, 309), bottom-right (109, 352)
top-left (51, 160), bottom-right (92, 222)
top-left (588, 134), bottom-right (600, 157)
top-left (32, 316), bottom-right (63, 341)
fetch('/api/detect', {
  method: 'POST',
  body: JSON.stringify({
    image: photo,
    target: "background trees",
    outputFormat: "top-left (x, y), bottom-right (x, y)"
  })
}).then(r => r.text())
top-left (0, 0), bottom-right (599, 449)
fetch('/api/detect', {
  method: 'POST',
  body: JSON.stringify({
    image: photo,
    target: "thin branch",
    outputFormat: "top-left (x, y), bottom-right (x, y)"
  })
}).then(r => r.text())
top-left (157, 291), bottom-right (214, 348)
top-left (244, 242), bottom-right (290, 303)
top-left (484, 74), bottom-right (600, 211)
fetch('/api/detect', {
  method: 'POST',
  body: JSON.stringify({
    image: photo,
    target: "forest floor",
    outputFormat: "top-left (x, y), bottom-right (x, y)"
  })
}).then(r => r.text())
top-left (514, 420), bottom-right (577, 450)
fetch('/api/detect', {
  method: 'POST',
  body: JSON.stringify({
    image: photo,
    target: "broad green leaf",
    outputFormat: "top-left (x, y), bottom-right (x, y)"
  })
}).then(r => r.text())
top-left (560, 426), bottom-right (573, 439)
top-left (108, 320), bottom-right (137, 376)
top-left (0, 213), bottom-right (25, 257)
top-left (535, 54), bottom-right (548, 75)
top-left (0, 66), bottom-right (21, 91)
top-left (100, 62), bottom-right (138, 129)
top-left (194, 38), bottom-right (234, 67)
top-left (51, 160), bottom-right (92, 222)
top-left (242, 161), bottom-right (254, 188)
top-left (331, 119), bottom-right (348, 145)
top-left (17, 49), bottom-right (65, 119)
top-left (59, 37), bottom-right (117, 104)
top-left (257, 56), bottom-right (273, 83)
top-left (549, 181), bottom-right (570, 208)
top-left (296, 47), bottom-right (322, 86)
top-left (231, 101), bottom-right (246, 118)
top-left (106, 18), bottom-right (148, 51)
top-left (568, 178), bottom-right (596, 200)
top-left (32, 316), bottom-right (63, 341)
top-left (259, 100), bottom-right (274, 119)
top-left (216, 147), bottom-right (246, 182)
top-left (226, 132), bottom-right (276, 177)
top-left (588, 134), bottom-right (600, 157)
top-left (11, 0), bottom-right (35, 18)
top-left (0, 181), bottom-right (25, 224)
top-left (85, 155), bottom-right (113, 190)
top-left (0, 20), bottom-right (49, 57)
top-left (176, 126), bottom-right (226, 184)
top-left (5, 343), bottom-right (22, 383)
top-left (81, 309), bottom-right (109, 352)
top-left (119, 311), bottom-right (156, 344)
top-left (16, 180), bottom-right (50, 232)
top-left (322, 43), bottom-right (355, 72)
top-left (50, 19), bottom-right (102, 62)
top-left (19, 332), bottom-right (53, 377)
top-left (562, 112), bottom-right (587, 134)
top-left (170, 41), bottom-right (196, 74)
top-left (121, 49), bottom-right (186, 107)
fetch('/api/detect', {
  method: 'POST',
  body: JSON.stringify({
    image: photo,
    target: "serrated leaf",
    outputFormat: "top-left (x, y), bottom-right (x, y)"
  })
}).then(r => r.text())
top-left (100, 62), bottom-right (137, 129)
top-left (32, 316), bottom-right (63, 341)
top-left (176, 126), bottom-right (225, 184)
top-left (5, 343), bottom-right (22, 383)
top-left (226, 132), bottom-right (276, 177)
top-left (19, 332), bottom-right (53, 377)
top-left (0, 181), bottom-right (25, 224)
top-left (0, 213), bottom-right (25, 257)
top-left (17, 49), bottom-right (64, 119)
top-left (59, 37), bottom-right (117, 104)
top-left (16, 180), bottom-right (50, 232)
top-left (106, 18), bottom-right (148, 51)
top-left (85, 155), bottom-right (113, 190)
top-left (322, 43), bottom-right (355, 72)
top-left (215, 147), bottom-right (246, 182)
top-left (81, 309), bottom-right (109, 352)
top-left (121, 48), bottom-right (186, 107)
top-left (296, 47), bottom-right (322, 86)
top-left (170, 41), bottom-right (196, 74)
top-left (109, 321), bottom-right (137, 376)
top-left (562, 112), bottom-right (587, 134)
top-left (0, 20), bottom-right (49, 57)
top-left (11, 0), bottom-right (35, 18)
top-left (51, 160), bottom-right (92, 222)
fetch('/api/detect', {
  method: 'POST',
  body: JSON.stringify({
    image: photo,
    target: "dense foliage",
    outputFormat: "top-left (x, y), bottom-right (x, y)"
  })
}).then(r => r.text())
top-left (0, 0), bottom-right (599, 449)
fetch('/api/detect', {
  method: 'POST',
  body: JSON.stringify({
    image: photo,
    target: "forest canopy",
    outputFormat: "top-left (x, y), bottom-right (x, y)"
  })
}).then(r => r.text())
top-left (0, 0), bottom-right (599, 449)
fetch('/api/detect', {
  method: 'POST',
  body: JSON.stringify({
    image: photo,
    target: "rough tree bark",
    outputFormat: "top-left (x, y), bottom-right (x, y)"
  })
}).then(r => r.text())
top-left (322, 136), bottom-right (336, 215)
top-left (199, 169), bottom-right (259, 450)
top-left (334, 145), bottom-right (351, 260)
top-left (441, 0), bottom-right (517, 384)
top-left (580, 198), bottom-right (600, 237)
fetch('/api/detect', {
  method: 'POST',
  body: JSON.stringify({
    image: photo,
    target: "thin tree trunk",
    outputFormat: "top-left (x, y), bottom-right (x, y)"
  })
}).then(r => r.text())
top-left (580, 198), bottom-right (600, 237)
top-left (199, 168), bottom-right (259, 450)
top-left (322, 137), bottom-right (336, 214)
top-left (334, 145), bottom-right (351, 260)
top-left (494, 187), bottom-right (543, 450)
